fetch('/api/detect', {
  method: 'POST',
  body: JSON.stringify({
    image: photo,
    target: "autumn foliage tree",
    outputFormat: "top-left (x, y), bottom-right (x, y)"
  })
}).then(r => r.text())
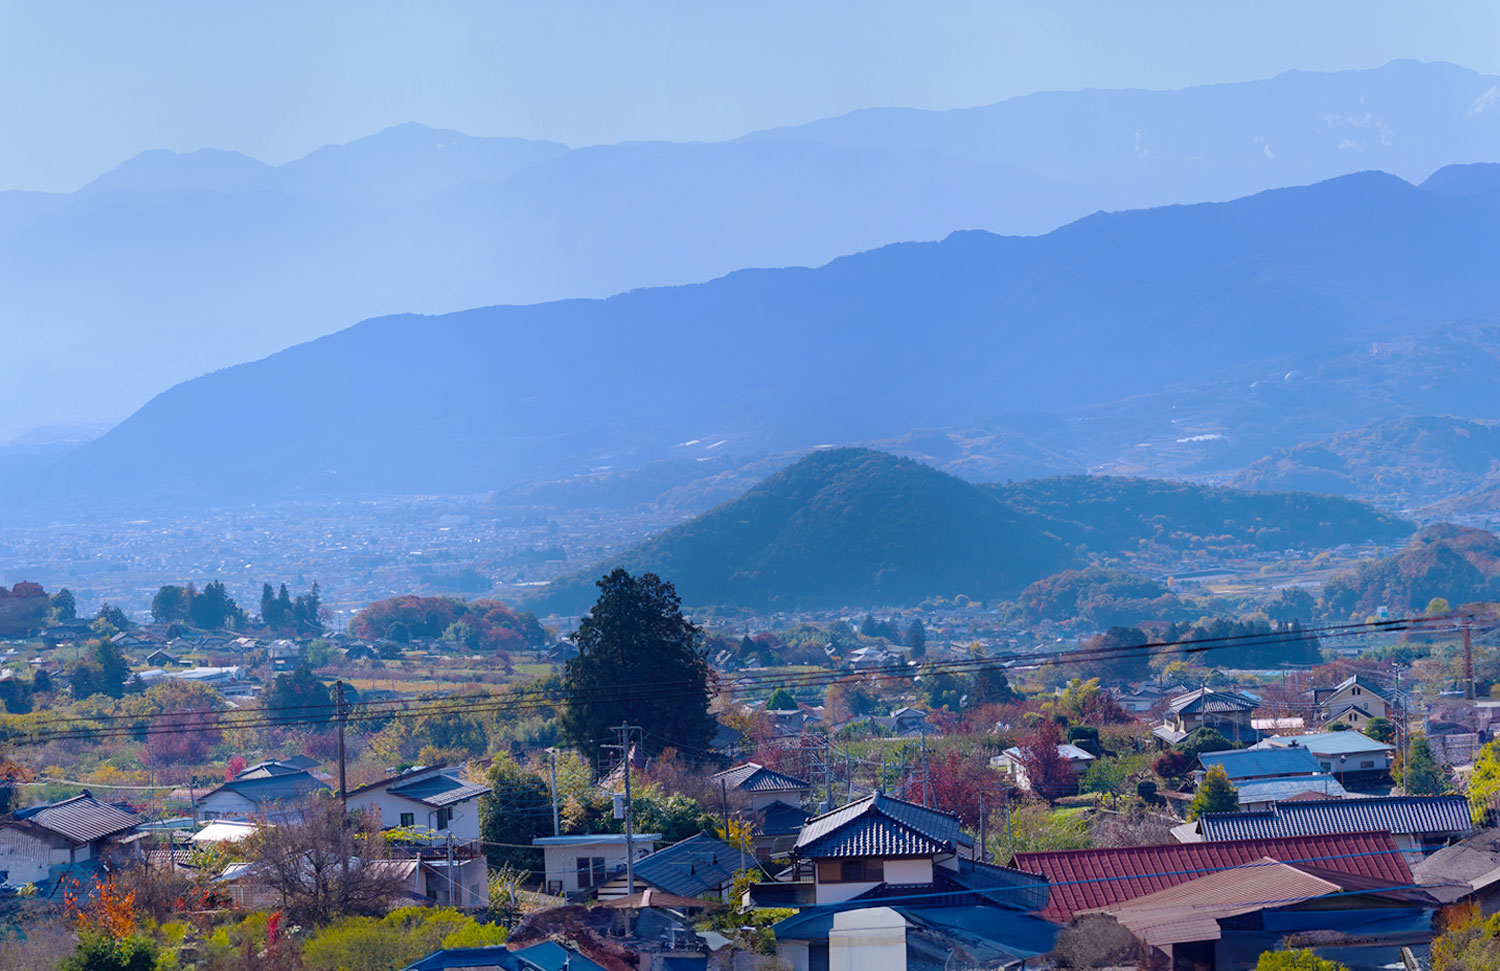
top-left (923, 748), bottom-right (1008, 828)
top-left (1016, 719), bottom-right (1075, 800)
top-left (351, 595), bottom-right (546, 651)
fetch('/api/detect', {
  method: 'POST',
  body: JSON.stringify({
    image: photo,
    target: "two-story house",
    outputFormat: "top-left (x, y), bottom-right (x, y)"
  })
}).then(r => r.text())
top-left (712, 762), bottom-right (813, 859)
top-left (1308, 676), bottom-right (1390, 729)
top-left (346, 765), bottom-right (493, 908)
top-left (1156, 687), bottom-right (1261, 744)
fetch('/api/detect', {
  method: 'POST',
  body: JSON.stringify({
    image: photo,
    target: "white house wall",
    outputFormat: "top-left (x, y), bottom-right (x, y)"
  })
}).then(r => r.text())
top-left (0, 827), bottom-right (53, 886)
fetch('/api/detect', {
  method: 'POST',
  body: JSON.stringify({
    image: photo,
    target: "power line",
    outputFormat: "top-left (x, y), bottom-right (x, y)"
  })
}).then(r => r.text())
top-left (1, 613), bottom-right (1445, 748)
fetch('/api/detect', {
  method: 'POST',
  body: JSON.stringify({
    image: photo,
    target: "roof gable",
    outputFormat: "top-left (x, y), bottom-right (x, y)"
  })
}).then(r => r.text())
top-left (712, 762), bottom-right (811, 793)
top-left (796, 793), bottom-right (970, 859)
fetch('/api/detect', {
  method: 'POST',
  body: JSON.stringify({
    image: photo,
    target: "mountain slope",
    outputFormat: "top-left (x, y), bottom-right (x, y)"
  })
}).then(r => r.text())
top-left (526, 450), bottom-right (1414, 614)
top-left (526, 449), bottom-right (1075, 613)
top-left (987, 476), bottom-right (1412, 552)
top-left (1233, 416), bottom-right (1500, 503)
top-left (5, 60), bottom-right (1500, 437)
top-left (28, 165), bottom-right (1500, 505)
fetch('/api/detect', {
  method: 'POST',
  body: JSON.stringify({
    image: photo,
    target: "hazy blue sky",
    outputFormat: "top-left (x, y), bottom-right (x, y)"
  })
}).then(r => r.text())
top-left (4, 0), bottom-right (1498, 192)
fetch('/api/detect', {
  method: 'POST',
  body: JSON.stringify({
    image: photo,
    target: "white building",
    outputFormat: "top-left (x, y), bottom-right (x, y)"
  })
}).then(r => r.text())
top-left (533, 833), bottom-right (660, 897)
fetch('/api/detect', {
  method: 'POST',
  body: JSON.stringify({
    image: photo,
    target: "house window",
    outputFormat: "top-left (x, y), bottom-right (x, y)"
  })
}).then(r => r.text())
top-left (399, 813), bottom-right (415, 828)
top-left (435, 807), bottom-right (451, 830)
top-left (1360, 760), bottom-right (1375, 769)
top-left (817, 858), bottom-right (884, 883)
top-left (1321, 762), bottom-right (1332, 772)
top-left (576, 856), bottom-right (607, 888)
top-left (1354, 687), bottom-right (1362, 695)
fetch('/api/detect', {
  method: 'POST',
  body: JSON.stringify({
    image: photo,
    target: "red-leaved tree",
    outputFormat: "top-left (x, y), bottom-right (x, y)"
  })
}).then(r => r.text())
top-left (1016, 719), bottom-right (1075, 801)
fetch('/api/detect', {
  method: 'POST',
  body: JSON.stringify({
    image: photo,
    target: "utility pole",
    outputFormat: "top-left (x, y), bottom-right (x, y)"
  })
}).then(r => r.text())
top-left (921, 733), bottom-right (931, 807)
top-left (1464, 621), bottom-right (1475, 701)
top-left (721, 778), bottom-right (731, 835)
top-left (447, 832), bottom-right (456, 906)
top-left (335, 680), bottom-right (348, 809)
top-left (336, 679), bottom-right (350, 907)
top-left (549, 750), bottom-right (560, 837)
top-left (602, 723), bottom-right (641, 895)
top-left (979, 794), bottom-right (987, 863)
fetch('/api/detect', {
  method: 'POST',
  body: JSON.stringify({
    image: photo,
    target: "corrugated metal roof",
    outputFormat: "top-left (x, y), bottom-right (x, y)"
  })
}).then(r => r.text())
top-left (1233, 776), bottom-right (1348, 805)
top-left (1013, 830), bottom-right (1413, 923)
top-left (1083, 860), bottom-right (1341, 946)
top-left (16, 793), bottom-right (140, 844)
top-left (388, 773), bottom-right (492, 808)
top-left (1259, 732), bottom-right (1394, 757)
top-left (1198, 746), bottom-right (1322, 781)
top-left (1198, 795), bottom-right (1473, 842)
top-left (711, 763), bottom-right (811, 793)
top-left (796, 793), bottom-right (970, 859)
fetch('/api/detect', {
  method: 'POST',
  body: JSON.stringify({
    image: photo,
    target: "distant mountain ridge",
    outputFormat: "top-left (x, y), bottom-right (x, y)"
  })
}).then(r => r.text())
top-left (22, 163), bottom-right (1500, 506)
top-left (526, 449), bottom-right (1412, 614)
top-left (4, 59), bottom-right (1500, 438)
top-left (1234, 416), bottom-right (1500, 504)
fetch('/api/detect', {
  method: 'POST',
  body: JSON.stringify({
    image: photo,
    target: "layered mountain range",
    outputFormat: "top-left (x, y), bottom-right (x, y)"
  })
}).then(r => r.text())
top-left (5, 60), bottom-right (1500, 439)
top-left (20, 159), bottom-right (1500, 508)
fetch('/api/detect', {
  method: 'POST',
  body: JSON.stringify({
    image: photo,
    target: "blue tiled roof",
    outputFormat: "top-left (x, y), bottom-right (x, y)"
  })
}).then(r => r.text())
top-left (1199, 794), bottom-right (1474, 842)
top-left (403, 943), bottom-right (605, 971)
top-left (796, 793), bottom-right (971, 859)
top-left (1198, 746), bottom-right (1321, 781)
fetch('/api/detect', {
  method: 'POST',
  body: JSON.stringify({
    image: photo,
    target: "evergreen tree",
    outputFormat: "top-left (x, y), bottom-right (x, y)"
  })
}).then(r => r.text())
top-left (766, 687), bottom-right (797, 711)
top-left (860, 614), bottom-right (880, 638)
top-left (151, 585), bottom-right (188, 624)
top-left (969, 667), bottom-right (1015, 706)
top-left (906, 618), bottom-right (927, 657)
top-left (49, 588), bottom-right (76, 623)
top-left (262, 663), bottom-right (333, 728)
top-left (480, 757), bottom-right (552, 871)
top-left (1401, 734), bottom-right (1448, 795)
top-left (559, 569), bottom-right (716, 756)
top-left (94, 603), bottom-right (129, 633)
top-left (1189, 765), bottom-right (1239, 819)
top-left (261, 583), bottom-right (280, 628)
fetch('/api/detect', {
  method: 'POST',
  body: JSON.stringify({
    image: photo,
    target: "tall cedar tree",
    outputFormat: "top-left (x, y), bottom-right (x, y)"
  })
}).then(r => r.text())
top-left (560, 570), bottom-right (717, 756)
top-left (906, 618), bottom-right (927, 657)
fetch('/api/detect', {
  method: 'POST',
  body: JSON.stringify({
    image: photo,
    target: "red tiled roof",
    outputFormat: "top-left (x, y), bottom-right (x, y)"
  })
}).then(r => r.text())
top-left (1012, 830), bottom-right (1412, 923)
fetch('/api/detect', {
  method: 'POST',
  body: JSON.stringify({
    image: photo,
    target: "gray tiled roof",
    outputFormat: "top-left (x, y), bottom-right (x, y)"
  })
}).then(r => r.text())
top-left (1168, 687), bottom-right (1259, 715)
top-left (218, 770), bottom-right (327, 804)
top-left (712, 763), bottom-right (811, 793)
top-left (632, 832), bottom-right (754, 897)
top-left (1199, 795), bottom-right (1474, 842)
top-left (796, 793), bottom-right (971, 859)
top-left (388, 773), bottom-right (492, 808)
top-left (14, 793), bottom-right (140, 844)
